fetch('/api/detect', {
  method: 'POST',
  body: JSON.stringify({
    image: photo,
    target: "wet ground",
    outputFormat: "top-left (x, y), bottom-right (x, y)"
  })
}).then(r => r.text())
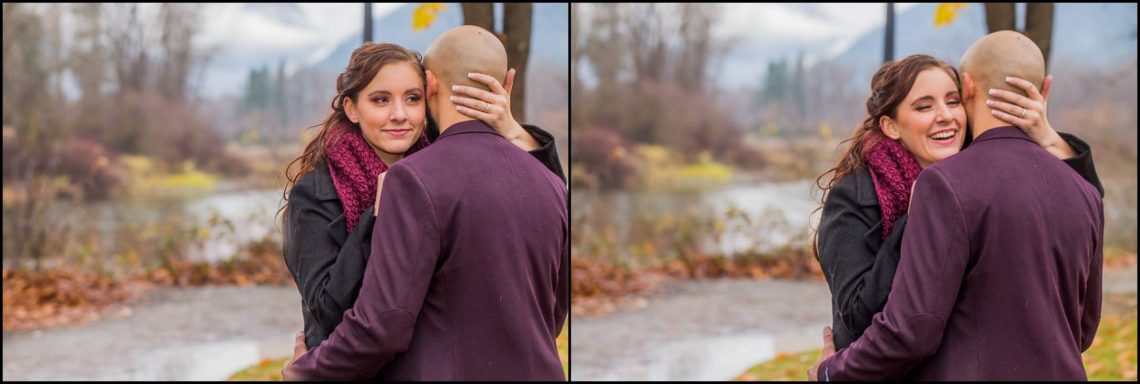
top-left (1, 265), bottom-right (1133, 381)
top-left (2, 286), bottom-right (302, 380)
top-left (570, 265), bottom-right (1138, 381)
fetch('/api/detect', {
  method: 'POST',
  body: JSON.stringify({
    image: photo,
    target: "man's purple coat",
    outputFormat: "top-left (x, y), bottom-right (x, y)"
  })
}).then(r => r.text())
top-left (288, 120), bottom-right (569, 380)
top-left (820, 127), bottom-right (1104, 380)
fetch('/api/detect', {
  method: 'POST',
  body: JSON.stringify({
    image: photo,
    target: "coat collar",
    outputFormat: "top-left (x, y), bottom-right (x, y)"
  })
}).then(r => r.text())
top-left (853, 166), bottom-right (879, 207)
top-left (970, 126), bottom-right (1035, 145)
top-left (436, 119), bottom-right (498, 142)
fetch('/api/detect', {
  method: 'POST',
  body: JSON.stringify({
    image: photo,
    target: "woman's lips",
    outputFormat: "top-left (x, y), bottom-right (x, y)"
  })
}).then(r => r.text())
top-left (384, 129), bottom-right (412, 138)
top-left (928, 129), bottom-right (958, 146)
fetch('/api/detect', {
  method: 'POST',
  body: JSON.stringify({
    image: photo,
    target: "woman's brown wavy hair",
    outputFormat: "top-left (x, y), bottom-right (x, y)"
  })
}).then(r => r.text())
top-left (278, 43), bottom-right (426, 223)
top-left (811, 54), bottom-right (961, 260)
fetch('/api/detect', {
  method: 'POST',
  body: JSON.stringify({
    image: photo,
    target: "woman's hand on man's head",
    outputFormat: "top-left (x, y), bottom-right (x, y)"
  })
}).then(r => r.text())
top-left (986, 74), bottom-right (1075, 159)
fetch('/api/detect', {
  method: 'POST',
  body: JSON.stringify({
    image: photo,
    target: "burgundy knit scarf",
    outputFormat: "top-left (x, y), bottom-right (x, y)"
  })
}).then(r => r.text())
top-left (325, 121), bottom-right (430, 234)
top-left (863, 132), bottom-right (923, 239)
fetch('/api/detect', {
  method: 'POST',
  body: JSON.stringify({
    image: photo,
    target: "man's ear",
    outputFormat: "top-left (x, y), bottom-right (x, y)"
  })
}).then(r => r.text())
top-left (425, 69), bottom-right (438, 98)
top-left (880, 115), bottom-right (901, 140)
top-left (960, 72), bottom-right (975, 103)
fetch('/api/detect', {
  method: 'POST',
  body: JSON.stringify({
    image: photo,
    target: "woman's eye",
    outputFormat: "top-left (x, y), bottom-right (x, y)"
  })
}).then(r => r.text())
top-left (917, 105), bottom-right (931, 111)
top-left (406, 95), bottom-right (421, 103)
top-left (373, 97), bottom-right (388, 104)
top-left (948, 99), bottom-right (961, 105)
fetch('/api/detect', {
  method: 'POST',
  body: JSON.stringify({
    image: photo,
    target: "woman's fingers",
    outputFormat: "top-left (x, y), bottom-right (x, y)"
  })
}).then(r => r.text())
top-left (985, 98), bottom-right (1033, 119)
top-left (988, 88), bottom-right (1038, 113)
top-left (450, 95), bottom-right (501, 115)
top-left (455, 105), bottom-right (495, 122)
top-left (1003, 76), bottom-right (1043, 101)
top-left (991, 108), bottom-right (1029, 127)
top-left (503, 68), bottom-right (516, 95)
top-left (451, 84), bottom-right (501, 106)
top-left (464, 72), bottom-right (507, 95)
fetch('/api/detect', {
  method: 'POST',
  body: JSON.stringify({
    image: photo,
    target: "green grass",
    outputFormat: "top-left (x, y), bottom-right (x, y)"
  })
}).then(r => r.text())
top-left (736, 294), bottom-right (1137, 381)
top-left (229, 357), bottom-right (287, 381)
top-left (228, 326), bottom-right (570, 380)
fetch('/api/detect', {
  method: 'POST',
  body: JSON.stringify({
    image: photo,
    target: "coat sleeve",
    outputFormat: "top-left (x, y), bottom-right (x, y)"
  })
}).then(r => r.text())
top-left (1058, 132), bottom-right (1104, 198)
top-left (817, 175), bottom-right (907, 347)
top-left (282, 175), bottom-right (375, 349)
top-left (287, 163), bottom-right (441, 380)
top-left (820, 167), bottom-right (968, 381)
top-left (1081, 199), bottom-right (1104, 351)
top-left (522, 124), bottom-right (567, 184)
top-left (555, 219), bottom-right (570, 336)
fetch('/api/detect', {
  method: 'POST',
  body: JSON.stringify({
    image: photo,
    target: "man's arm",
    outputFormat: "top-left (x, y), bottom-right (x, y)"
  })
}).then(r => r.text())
top-left (1081, 200), bottom-right (1104, 351)
top-left (555, 222), bottom-right (569, 334)
top-left (818, 168), bottom-right (969, 380)
top-left (286, 164), bottom-right (441, 380)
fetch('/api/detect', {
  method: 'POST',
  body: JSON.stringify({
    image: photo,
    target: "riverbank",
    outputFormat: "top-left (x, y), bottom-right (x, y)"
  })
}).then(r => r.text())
top-left (571, 263), bottom-right (1138, 381)
top-left (2, 285), bottom-right (303, 380)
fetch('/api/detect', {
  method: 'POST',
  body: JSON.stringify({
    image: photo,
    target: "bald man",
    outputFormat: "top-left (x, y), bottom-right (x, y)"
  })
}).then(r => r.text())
top-left (283, 25), bottom-right (568, 380)
top-left (811, 31), bottom-right (1104, 381)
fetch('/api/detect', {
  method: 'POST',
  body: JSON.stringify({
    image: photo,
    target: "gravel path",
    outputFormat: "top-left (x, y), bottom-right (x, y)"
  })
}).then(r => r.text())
top-left (570, 278), bottom-right (833, 381)
top-left (2, 266), bottom-right (1132, 381)
top-left (571, 266), bottom-right (1137, 381)
top-left (2, 285), bottom-right (303, 381)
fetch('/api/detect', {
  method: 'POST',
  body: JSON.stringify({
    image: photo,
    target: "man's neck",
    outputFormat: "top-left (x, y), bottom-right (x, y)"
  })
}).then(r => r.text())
top-left (970, 105), bottom-right (1015, 139)
top-left (435, 90), bottom-right (477, 135)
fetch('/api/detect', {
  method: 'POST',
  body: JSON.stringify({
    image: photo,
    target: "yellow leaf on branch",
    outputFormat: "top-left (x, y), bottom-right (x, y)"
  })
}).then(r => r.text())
top-left (934, 3), bottom-right (968, 28)
top-left (412, 3), bottom-right (446, 31)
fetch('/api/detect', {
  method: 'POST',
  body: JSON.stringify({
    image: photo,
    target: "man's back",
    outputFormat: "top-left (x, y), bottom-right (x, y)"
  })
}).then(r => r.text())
top-left (377, 120), bottom-right (568, 380)
top-left (819, 126), bottom-right (1103, 381)
top-left (908, 126), bottom-right (1103, 380)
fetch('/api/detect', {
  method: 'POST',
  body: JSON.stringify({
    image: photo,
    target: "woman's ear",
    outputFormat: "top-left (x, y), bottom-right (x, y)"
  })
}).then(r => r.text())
top-left (344, 97), bottom-right (358, 123)
top-left (880, 115), bottom-right (902, 140)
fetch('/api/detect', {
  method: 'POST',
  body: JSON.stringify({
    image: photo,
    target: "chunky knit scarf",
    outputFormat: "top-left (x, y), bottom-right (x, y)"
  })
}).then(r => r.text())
top-left (326, 121), bottom-right (429, 234)
top-left (863, 132), bottom-right (923, 239)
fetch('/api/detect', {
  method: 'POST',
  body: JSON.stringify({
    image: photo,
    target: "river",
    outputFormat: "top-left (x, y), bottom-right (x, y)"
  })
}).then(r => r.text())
top-left (572, 179), bottom-right (820, 261)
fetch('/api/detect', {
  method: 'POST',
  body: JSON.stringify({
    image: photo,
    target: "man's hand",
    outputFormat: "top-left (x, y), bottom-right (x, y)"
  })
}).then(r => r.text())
top-left (809, 327), bottom-right (836, 381)
top-left (281, 330), bottom-right (307, 381)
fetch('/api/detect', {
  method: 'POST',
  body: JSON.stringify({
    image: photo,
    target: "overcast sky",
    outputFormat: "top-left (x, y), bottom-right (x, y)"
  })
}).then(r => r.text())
top-left (194, 3), bottom-right (406, 97)
top-left (578, 3), bottom-right (920, 89)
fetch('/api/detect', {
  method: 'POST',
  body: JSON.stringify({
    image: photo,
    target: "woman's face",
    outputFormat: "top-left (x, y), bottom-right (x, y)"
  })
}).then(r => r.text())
top-left (346, 61), bottom-right (426, 165)
top-left (882, 68), bottom-right (967, 167)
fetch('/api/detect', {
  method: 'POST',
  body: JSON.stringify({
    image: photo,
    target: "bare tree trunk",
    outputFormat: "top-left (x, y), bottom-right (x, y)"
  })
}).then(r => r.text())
top-left (461, 3), bottom-right (493, 32)
top-left (885, 3), bottom-right (895, 63)
top-left (570, 3), bottom-right (580, 124)
top-left (363, 3), bottom-right (372, 43)
top-left (985, 3), bottom-right (1016, 32)
top-left (503, 3), bottom-right (531, 122)
top-left (1025, 3), bottom-right (1054, 71)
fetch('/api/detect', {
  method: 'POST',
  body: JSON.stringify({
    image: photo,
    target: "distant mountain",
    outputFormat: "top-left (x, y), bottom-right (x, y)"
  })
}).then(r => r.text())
top-left (824, 3), bottom-right (1137, 91)
top-left (310, 3), bottom-right (568, 73)
top-left (242, 3), bottom-right (310, 27)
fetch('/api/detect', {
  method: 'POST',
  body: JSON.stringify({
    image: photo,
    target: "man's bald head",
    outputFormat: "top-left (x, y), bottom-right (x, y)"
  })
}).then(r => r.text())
top-left (423, 25), bottom-right (508, 93)
top-left (960, 30), bottom-right (1045, 98)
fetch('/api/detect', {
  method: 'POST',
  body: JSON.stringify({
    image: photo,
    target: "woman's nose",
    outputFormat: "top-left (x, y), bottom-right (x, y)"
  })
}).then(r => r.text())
top-left (391, 102), bottom-right (408, 122)
top-left (936, 103), bottom-right (954, 124)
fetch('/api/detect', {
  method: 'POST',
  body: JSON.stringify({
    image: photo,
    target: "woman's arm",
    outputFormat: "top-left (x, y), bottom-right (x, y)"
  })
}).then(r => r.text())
top-left (283, 175), bottom-right (375, 348)
top-left (817, 174), bottom-right (907, 347)
top-left (452, 70), bottom-right (566, 183)
top-left (989, 75), bottom-right (1104, 197)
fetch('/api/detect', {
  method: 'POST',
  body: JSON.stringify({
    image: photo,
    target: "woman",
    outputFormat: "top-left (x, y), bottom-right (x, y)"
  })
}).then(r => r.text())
top-left (814, 54), bottom-right (1103, 350)
top-left (280, 43), bottom-right (566, 350)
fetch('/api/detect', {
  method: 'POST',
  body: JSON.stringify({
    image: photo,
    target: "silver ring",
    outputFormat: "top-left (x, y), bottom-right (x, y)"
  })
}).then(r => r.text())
top-left (1020, 108), bottom-right (1027, 118)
